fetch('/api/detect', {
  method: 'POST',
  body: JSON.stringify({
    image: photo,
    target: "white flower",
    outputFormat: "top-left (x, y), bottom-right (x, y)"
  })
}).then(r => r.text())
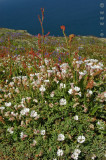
top-left (68, 89), bottom-right (73, 94)
top-left (71, 153), bottom-right (78, 160)
top-left (35, 73), bottom-right (40, 76)
top-left (52, 66), bottom-right (56, 70)
top-left (15, 88), bottom-right (19, 93)
top-left (83, 70), bottom-right (87, 74)
top-left (57, 149), bottom-right (64, 156)
top-left (26, 97), bottom-right (31, 100)
top-left (30, 110), bottom-right (38, 118)
top-left (76, 61), bottom-right (83, 64)
top-left (60, 63), bottom-right (68, 68)
top-left (20, 131), bottom-right (27, 139)
top-left (97, 121), bottom-right (104, 130)
top-left (0, 106), bottom-right (5, 110)
top-left (47, 70), bottom-right (53, 73)
top-left (7, 127), bottom-right (14, 134)
top-left (78, 92), bottom-right (81, 97)
top-left (60, 98), bottom-right (67, 105)
top-left (9, 82), bottom-right (14, 86)
top-left (71, 149), bottom-right (81, 160)
top-left (98, 62), bottom-right (103, 67)
top-left (20, 108), bottom-right (30, 115)
top-left (91, 59), bottom-right (98, 63)
top-left (87, 90), bottom-right (93, 95)
top-left (86, 62), bottom-right (93, 66)
top-left (104, 152), bottom-right (106, 157)
top-left (32, 140), bottom-right (37, 146)
top-left (79, 71), bottom-right (86, 76)
top-left (91, 65), bottom-right (102, 69)
top-left (57, 134), bottom-right (65, 141)
top-left (77, 135), bottom-right (85, 143)
top-left (22, 76), bottom-right (27, 80)
top-left (97, 121), bottom-right (101, 125)
top-left (74, 115), bottom-right (78, 120)
top-left (21, 98), bottom-right (26, 104)
top-left (41, 130), bottom-right (45, 135)
top-left (74, 86), bottom-right (80, 92)
top-left (61, 69), bottom-right (66, 73)
top-left (20, 132), bottom-right (24, 138)
top-left (53, 159), bottom-right (57, 160)
top-left (5, 102), bottom-right (11, 107)
top-left (104, 92), bottom-right (106, 98)
top-left (50, 92), bottom-right (54, 97)
top-left (74, 149), bottom-right (81, 155)
top-left (30, 74), bottom-right (35, 77)
top-left (33, 99), bottom-right (38, 103)
top-left (39, 85), bottom-right (46, 92)
top-left (11, 112), bottom-right (18, 117)
top-left (56, 81), bottom-right (59, 84)
top-left (44, 58), bottom-right (49, 65)
top-left (44, 79), bottom-right (50, 83)
top-left (60, 83), bottom-right (66, 89)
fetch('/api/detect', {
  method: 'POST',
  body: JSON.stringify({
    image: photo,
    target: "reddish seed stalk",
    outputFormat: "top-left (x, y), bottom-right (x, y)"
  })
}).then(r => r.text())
top-left (37, 8), bottom-right (51, 65)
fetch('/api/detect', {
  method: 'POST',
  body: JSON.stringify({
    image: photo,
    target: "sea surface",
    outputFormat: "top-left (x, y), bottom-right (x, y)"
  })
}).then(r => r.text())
top-left (0, 0), bottom-right (105, 37)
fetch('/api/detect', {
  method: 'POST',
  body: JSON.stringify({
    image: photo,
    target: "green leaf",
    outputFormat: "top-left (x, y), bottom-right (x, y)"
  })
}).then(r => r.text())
top-left (13, 134), bottom-right (18, 141)
top-left (90, 105), bottom-right (99, 115)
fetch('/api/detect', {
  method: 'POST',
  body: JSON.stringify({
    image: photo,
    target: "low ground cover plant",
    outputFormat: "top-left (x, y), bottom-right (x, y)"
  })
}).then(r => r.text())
top-left (0, 9), bottom-right (106, 160)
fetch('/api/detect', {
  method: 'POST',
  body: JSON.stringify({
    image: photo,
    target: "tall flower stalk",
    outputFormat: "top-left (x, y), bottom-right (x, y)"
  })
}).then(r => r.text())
top-left (38, 8), bottom-right (45, 64)
top-left (38, 8), bottom-right (50, 65)
top-left (60, 25), bottom-right (69, 50)
top-left (38, 8), bottom-right (45, 43)
top-left (60, 25), bottom-right (75, 65)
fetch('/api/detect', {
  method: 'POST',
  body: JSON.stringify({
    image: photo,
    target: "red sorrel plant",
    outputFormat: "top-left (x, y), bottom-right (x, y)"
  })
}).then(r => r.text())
top-left (7, 36), bottom-right (13, 78)
top-left (38, 33), bottom-right (42, 51)
top-left (29, 47), bottom-right (42, 71)
top-left (60, 25), bottom-right (79, 85)
top-left (60, 25), bottom-right (69, 50)
top-left (38, 8), bottom-right (50, 65)
top-left (60, 25), bottom-right (75, 66)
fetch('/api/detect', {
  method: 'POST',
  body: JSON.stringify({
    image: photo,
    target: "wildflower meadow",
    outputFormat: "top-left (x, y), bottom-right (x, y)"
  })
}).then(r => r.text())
top-left (0, 9), bottom-right (106, 160)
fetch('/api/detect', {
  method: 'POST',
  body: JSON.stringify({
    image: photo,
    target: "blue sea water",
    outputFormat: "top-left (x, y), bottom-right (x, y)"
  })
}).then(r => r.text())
top-left (0, 0), bottom-right (105, 37)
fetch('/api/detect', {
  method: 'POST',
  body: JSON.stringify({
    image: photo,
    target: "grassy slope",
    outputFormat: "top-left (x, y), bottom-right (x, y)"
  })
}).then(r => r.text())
top-left (0, 28), bottom-right (106, 160)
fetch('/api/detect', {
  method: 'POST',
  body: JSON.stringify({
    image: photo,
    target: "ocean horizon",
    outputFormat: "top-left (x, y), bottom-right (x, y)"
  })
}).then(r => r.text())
top-left (0, 0), bottom-right (105, 37)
